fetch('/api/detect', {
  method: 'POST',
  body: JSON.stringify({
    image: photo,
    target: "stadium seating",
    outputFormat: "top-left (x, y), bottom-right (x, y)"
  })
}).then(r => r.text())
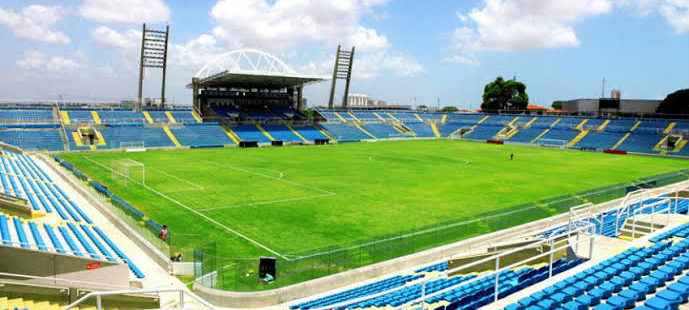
top-left (212, 106), bottom-right (245, 120)
top-left (270, 107), bottom-right (307, 120)
top-left (169, 110), bottom-right (199, 123)
top-left (0, 150), bottom-right (144, 278)
top-left (436, 123), bottom-right (465, 137)
top-left (230, 124), bottom-right (273, 143)
top-left (508, 128), bottom-right (547, 143)
top-left (262, 124), bottom-right (303, 142)
top-left (319, 123), bottom-right (372, 141)
top-left (0, 109), bottom-right (54, 123)
top-left (293, 126), bottom-right (329, 141)
top-left (97, 111), bottom-right (146, 123)
top-left (406, 123), bottom-right (436, 137)
top-left (291, 258), bottom-right (583, 310)
top-left (582, 118), bottom-right (606, 131)
top-left (606, 119), bottom-right (639, 132)
top-left (66, 110), bottom-right (95, 123)
top-left (146, 111), bottom-right (172, 122)
top-left (552, 118), bottom-right (585, 130)
top-left (360, 123), bottom-right (404, 139)
top-left (529, 116), bottom-right (560, 128)
top-left (574, 132), bottom-right (627, 150)
top-left (464, 124), bottom-right (504, 140)
top-left (99, 125), bottom-right (175, 149)
top-left (617, 133), bottom-right (663, 154)
top-left (0, 129), bottom-right (63, 151)
top-left (503, 240), bottom-right (689, 310)
top-left (170, 123), bottom-right (234, 147)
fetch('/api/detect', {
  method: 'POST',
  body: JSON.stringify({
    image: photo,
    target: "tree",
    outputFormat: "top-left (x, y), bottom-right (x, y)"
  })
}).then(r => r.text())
top-left (441, 106), bottom-right (459, 112)
top-left (656, 89), bottom-right (689, 115)
top-left (417, 105), bottom-right (428, 111)
top-left (481, 76), bottom-right (529, 112)
top-left (551, 101), bottom-right (563, 110)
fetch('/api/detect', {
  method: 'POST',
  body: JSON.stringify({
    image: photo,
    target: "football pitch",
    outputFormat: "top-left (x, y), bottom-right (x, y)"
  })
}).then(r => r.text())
top-left (60, 139), bottom-right (687, 260)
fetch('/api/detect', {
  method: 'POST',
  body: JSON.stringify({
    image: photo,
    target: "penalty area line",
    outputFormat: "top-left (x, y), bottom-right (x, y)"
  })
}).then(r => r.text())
top-left (82, 156), bottom-right (286, 259)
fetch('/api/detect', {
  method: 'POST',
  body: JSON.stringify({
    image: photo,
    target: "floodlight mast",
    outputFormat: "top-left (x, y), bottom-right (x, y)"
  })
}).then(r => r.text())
top-left (328, 45), bottom-right (355, 109)
top-left (137, 23), bottom-right (170, 110)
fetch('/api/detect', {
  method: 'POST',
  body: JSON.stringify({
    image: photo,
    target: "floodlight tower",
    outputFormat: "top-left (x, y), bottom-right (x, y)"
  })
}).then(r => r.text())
top-left (328, 45), bottom-right (355, 109)
top-left (137, 23), bottom-right (170, 110)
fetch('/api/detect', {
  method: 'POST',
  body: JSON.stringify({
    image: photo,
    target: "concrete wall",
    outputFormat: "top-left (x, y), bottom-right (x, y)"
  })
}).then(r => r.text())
top-left (562, 98), bottom-right (661, 114)
top-left (0, 245), bottom-right (129, 288)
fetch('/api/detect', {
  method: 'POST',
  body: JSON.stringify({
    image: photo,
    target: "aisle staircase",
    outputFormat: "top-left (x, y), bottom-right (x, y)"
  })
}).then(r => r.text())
top-left (430, 123), bottom-right (441, 138)
top-left (566, 130), bottom-right (589, 147)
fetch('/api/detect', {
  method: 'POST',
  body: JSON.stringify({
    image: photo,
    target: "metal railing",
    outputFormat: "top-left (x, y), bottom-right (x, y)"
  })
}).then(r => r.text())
top-left (312, 220), bottom-right (596, 310)
top-left (63, 287), bottom-right (216, 310)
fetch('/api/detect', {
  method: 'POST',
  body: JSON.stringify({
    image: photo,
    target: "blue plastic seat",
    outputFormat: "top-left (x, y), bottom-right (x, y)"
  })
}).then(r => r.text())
top-left (518, 296), bottom-right (537, 307)
top-left (666, 282), bottom-right (689, 302)
top-left (629, 281), bottom-right (652, 296)
top-left (640, 276), bottom-right (662, 291)
top-left (656, 289), bottom-right (683, 306)
top-left (645, 296), bottom-right (674, 310)
top-left (606, 295), bottom-right (633, 309)
top-left (650, 270), bottom-right (671, 285)
top-left (504, 304), bottom-right (523, 310)
top-left (618, 288), bottom-right (643, 302)
top-left (576, 294), bottom-right (600, 306)
top-left (588, 287), bottom-right (611, 300)
top-left (561, 300), bottom-right (585, 310)
top-left (536, 299), bottom-right (557, 310)
top-left (592, 303), bottom-right (618, 310)
top-left (550, 292), bottom-right (571, 304)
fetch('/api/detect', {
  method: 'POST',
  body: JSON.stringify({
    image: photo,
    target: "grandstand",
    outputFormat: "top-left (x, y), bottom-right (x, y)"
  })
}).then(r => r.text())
top-left (0, 45), bottom-right (688, 310)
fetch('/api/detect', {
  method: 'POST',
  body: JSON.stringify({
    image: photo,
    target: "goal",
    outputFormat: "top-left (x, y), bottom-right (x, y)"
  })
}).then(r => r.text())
top-left (535, 138), bottom-right (567, 149)
top-left (120, 141), bottom-right (145, 152)
top-left (111, 159), bottom-right (145, 186)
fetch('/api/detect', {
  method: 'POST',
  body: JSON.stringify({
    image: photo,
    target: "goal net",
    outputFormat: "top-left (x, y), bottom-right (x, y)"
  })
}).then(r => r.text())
top-left (535, 138), bottom-right (567, 149)
top-left (111, 159), bottom-right (145, 186)
top-left (120, 141), bottom-right (145, 152)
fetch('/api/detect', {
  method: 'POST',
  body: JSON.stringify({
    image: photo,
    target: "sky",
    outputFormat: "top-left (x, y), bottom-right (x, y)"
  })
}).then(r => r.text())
top-left (0, 0), bottom-right (687, 110)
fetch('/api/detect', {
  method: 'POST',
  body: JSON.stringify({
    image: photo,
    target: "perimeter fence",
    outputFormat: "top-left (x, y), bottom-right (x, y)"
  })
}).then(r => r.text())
top-left (195, 169), bottom-right (689, 291)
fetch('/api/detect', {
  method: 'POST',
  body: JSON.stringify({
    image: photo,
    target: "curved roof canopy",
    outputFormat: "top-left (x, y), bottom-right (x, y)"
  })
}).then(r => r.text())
top-left (189, 49), bottom-right (326, 89)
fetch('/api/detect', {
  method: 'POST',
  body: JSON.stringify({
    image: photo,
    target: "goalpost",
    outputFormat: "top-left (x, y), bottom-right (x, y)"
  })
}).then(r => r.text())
top-left (120, 141), bottom-right (145, 152)
top-left (111, 159), bottom-right (146, 186)
top-left (535, 138), bottom-right (567, 149)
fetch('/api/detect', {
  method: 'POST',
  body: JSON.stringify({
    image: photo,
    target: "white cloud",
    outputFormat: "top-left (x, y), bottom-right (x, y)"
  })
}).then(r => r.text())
top-left (299, 27), bottom-right (424, 79)
top-left (90, 26), bottom-right (141, 53)
top-left (171, 34), bottom-right (225, 71)
top-left (659, 0), bottom-right (689, 33)
top-left (17, 50), bottom-right (85, 71)
top-left (210, 0), bottom-right (385, 49)
top-left (79, 0), bottom-right (170, 24)
top-left (0, 5), bottom-right (70, 44)
top-left (164, 0), bottom-right (423, 79)
top-left (447, 0), bottom-right (614, 65)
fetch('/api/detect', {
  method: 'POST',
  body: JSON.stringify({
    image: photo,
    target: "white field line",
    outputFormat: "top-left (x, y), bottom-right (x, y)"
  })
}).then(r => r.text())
top-left (150, 168), bottom-right (205, 191)
top-left (82, 156), bottom-right (286, 259)
top-left (197, 193), bottom-right (335, 211)
top-left (200, 160), bottom-right (336, 195)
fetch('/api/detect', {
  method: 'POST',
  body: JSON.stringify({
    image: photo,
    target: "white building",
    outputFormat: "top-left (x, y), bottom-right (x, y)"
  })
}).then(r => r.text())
top-left (347, 93), bottom-right (370, 107)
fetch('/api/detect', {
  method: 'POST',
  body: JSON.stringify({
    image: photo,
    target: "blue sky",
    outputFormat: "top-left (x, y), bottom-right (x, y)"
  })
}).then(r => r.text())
top-left (0, 0), bottom-right (687, 109)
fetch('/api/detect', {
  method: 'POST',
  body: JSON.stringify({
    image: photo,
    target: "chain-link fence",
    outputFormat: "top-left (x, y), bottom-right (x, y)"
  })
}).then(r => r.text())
top-left (194, 169), bottom-right (689, 292)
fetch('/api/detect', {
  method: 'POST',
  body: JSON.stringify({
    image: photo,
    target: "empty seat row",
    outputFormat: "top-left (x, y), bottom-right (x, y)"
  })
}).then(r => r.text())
top-left (504, 239), bottom-right (689, 310)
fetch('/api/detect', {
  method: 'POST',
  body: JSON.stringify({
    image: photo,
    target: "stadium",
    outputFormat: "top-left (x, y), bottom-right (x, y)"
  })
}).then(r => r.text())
top-left (1, 15), bottom-right (689, 310)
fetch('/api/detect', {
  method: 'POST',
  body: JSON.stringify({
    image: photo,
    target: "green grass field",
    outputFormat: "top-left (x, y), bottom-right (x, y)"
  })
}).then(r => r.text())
top-left (59, 139), bottom-right (687, 260)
